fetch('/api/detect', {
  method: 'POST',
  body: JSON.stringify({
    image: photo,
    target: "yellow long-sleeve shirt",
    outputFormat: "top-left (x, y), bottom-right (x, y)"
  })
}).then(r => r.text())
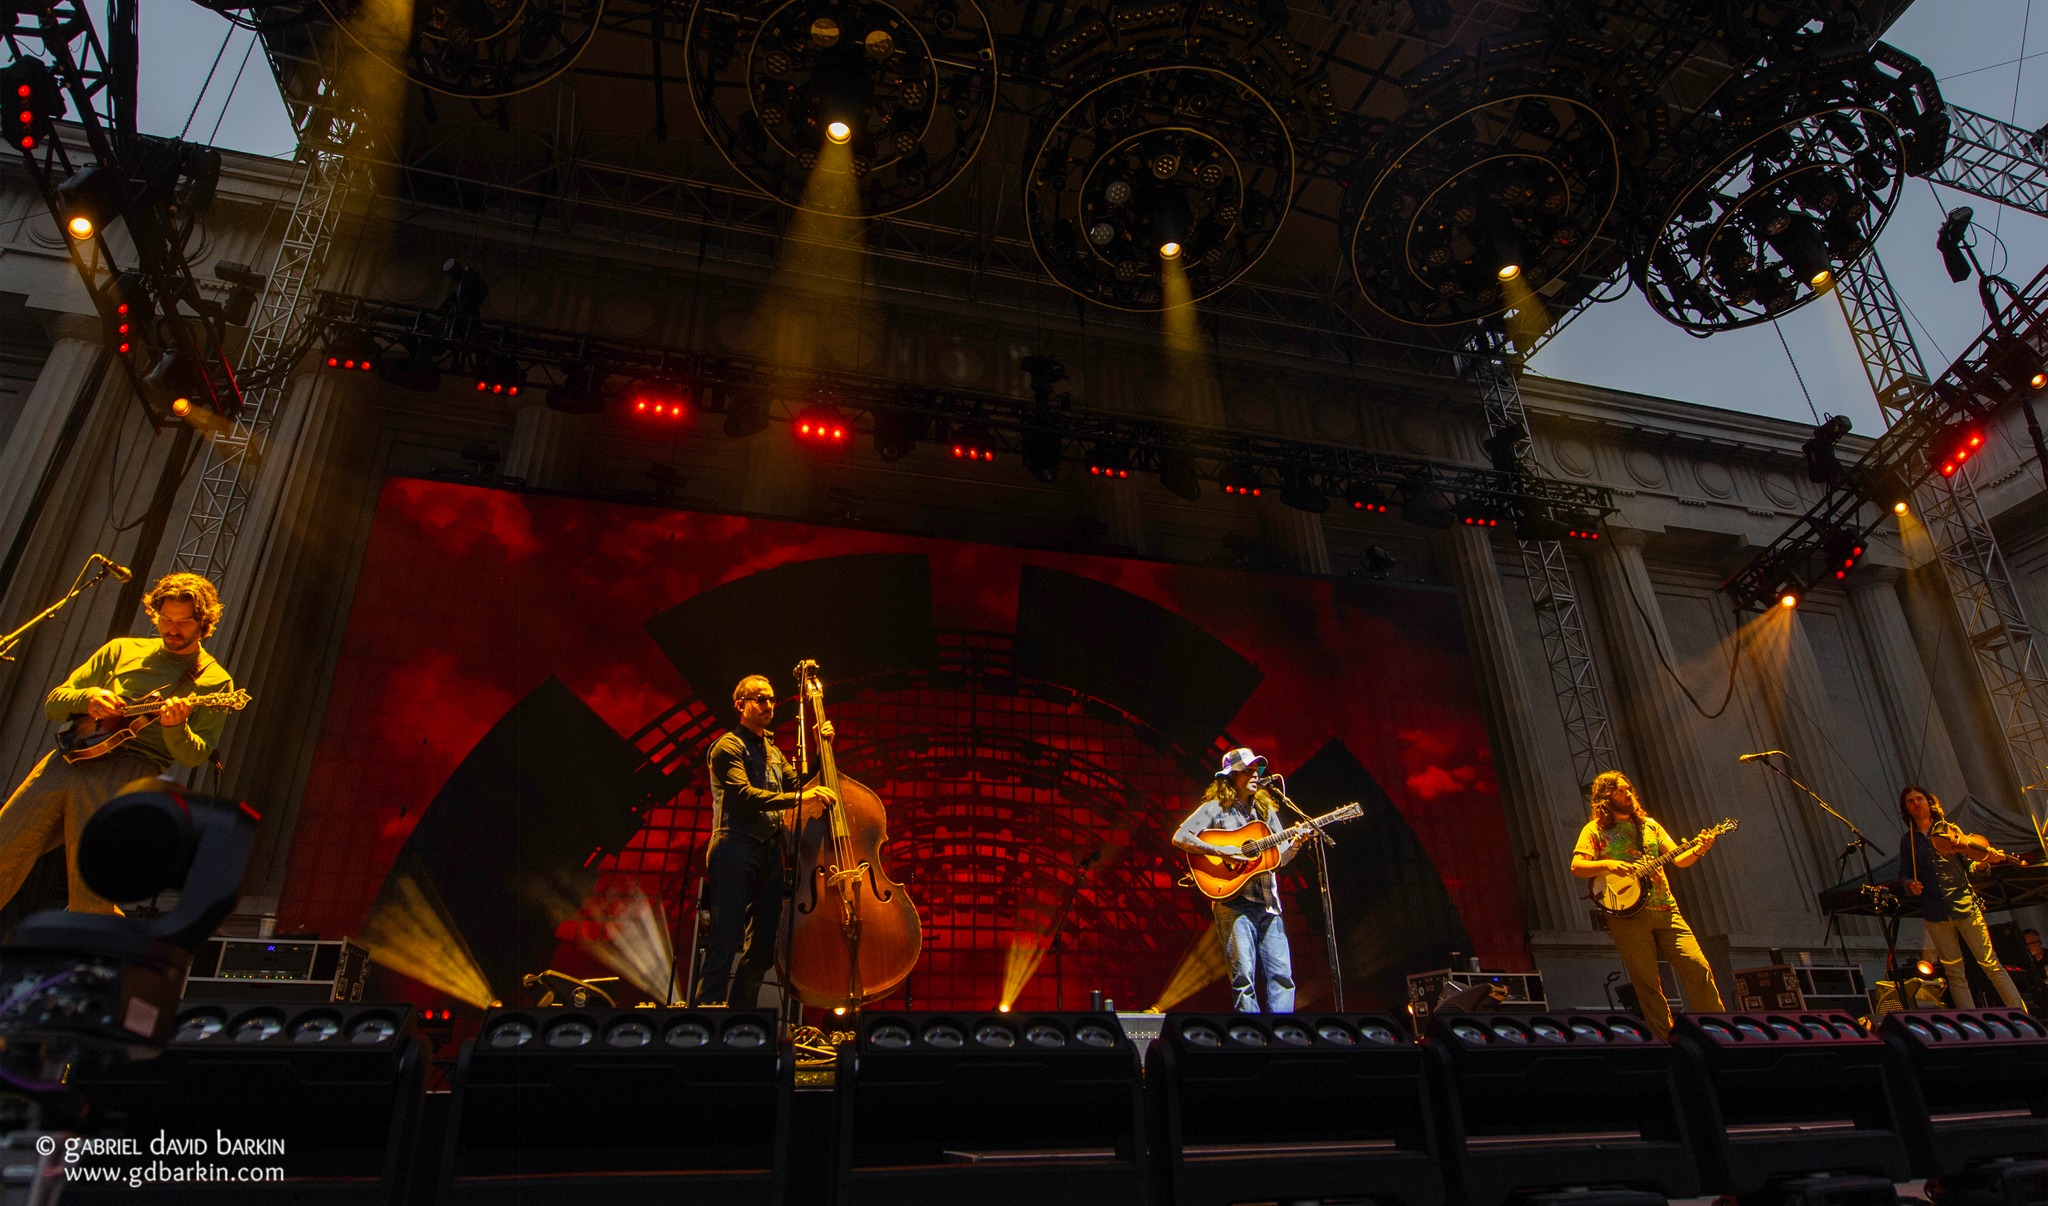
top-left (44, 638), bottom-right (235, 769)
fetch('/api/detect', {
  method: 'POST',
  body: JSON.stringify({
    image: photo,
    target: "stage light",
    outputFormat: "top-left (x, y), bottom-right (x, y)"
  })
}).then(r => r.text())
top-left (1021, 429), bottom-right (1064, 483)
top-left (795, 403), bottom-right (851, 448)
top-left (170, 397), bottom-right (191, 418)
top-left (1280, 469), bottom-right (1328, 514)
top-left (144, 346), bottom-right (210, 420)
top-left (1937, 207), bottom-right (1974, 284)
top-left (1160, 241), bottom-right (1182, 259)
top-left (1457, 498), bottom-right (1504, 528)
top-left (1346, 482), bottom-right (1389, 513)
top-left (473, 355), bottom-right (523, 397)
top-left (213, 260), bottom-right (267, 327)
top-left (322, 328), bottom-right (380, 374)
top-left (1916, 959), bottom-right (1936, 978)
top-left (1085, 442), bottom-right (1132, 479)
top-left (1104, 179), bottom-right (1132, 205)
top-left (826, 120), bottom-right (852, 144)
top-left (950, 422), bottom-right (995, 462)
top-left (107, 270), bottom-right (149, 360)
top-left (1824, 529), bottom-right (1866, 581)
top-left (723, 391), bottom-right (769, 439)
top-left (1779, 589), bottom-right (1800, 609)
top-left (1400, 481), bottom-right (1456, 531)
top-left (548, 362), bottom-right (608, 415)
top-left (1159, 449), bottom-right (1201, 500)
top-left (1930, 418), bottom-right (1986, 478)
top-left (2033, 372), bottom-right (2047, 390)
top-left (1894, 500), bottom-right (1909, 515)
top-left (1, 59), bottom-right (60, 152)
top-left (54, 164), bottom-right (117, 241)
top-left (1802, 413), bottom-right (1853, 483)
top-left (1481, 423), bottom-right (1526, 473)
top-left (872, 408), bottom-right (926, 462)
top-left (1219, 463), bottom-right (1263, 497)
top-left (1771, 215), bottom-right (1834, 289)
top-left (627, 376), bottom-right (689, 422)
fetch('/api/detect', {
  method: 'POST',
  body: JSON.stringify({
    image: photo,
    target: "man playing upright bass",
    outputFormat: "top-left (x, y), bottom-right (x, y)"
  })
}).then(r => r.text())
top-left (0, 572), bottom-right (237, 915)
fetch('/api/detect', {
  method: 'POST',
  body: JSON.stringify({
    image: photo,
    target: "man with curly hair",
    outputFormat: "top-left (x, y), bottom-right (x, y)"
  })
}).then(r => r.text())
top-left (0, 572), bottom-right (236, 913)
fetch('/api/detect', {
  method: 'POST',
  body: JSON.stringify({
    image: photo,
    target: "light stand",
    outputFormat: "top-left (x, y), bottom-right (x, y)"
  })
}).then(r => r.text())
top-left (1266, 775), bottom-right (1345, 1009)
top-left (1743, 753), bottom-right (1899, 983)
top-left (0, 554), bottom-right (126, 663)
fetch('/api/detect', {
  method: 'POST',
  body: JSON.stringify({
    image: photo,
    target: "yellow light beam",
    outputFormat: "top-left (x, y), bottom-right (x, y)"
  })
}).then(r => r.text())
top-left (577, 882), bottom-right (682, 1004)
top-left (1150, 921), bottom-right (1229, 1013)
top-left (1160, 252), bottom-right (1223, 427)
top-left (361, 872), bottom-right (495, 1008)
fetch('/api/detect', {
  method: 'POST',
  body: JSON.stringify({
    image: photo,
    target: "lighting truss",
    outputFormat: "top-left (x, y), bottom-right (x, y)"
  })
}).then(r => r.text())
top-left (317, 289), bottom-right (1614, 521)
top-left (1930, 105), bottom-right (2048, 220)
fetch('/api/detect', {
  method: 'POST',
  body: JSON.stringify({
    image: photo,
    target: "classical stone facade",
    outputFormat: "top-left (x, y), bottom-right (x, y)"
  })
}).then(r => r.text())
top-left (3, 146), bottom-right (2044, 1008)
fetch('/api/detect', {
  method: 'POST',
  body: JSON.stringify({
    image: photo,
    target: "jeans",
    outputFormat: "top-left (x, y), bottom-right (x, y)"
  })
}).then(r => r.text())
top-left (1604, 908), bottom-right (1723, 1039)
top-left (693, 831), bottom-right (785, 1008)
top-left (1214, 899), bottom-right (1294, 1013)
top-left (1924, 907), bottom-right (2025, 1009)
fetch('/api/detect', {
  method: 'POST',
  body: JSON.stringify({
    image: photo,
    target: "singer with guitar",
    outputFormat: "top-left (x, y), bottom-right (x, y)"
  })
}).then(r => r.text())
top-left (1570, 770), bottom-right (1725, 1038)
top-left (1896, 785), bottom-right (2025, 1010)
top-left (1173, 748), bottom-right (1301, 1014)
top-left (0, 572), bottom-right (236, 915)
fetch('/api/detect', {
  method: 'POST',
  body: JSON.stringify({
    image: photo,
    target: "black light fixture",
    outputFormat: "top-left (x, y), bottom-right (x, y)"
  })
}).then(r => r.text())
top-left (142, 345), bottom-right (209, 420)
top-left (1822, 528), bottom-right (1867, 581)
top-left (1399, 480), bottom-right (1456, 530)
top-left (1484, 210), bottom-right (1526, 283)
top-left (949, 421), bottom-right (997, 463)
top-left (1021, 429), bottom-right (1064, 483)
top-left (213, 259), bottom-right (267, 326)
top-left (54, 162), bottom-right (119, 241)
top-left (1, 58), bottom-right (61, 153)
top-left (1345, 482), bottom-right (1391, 513)
top-left (438, 257), bottom-right (490, 318)
top-left (1771, 214), bottom-right (1835, 289)
top-left (872, 408), bottom-right (925, 462)
top-left (1219, 462), bottom-right (1264, 498)
top-left (1929, 416), bottom-right (1986, 479)
top-left (1937, 207), bottom-right (1975, 284)
top-left (1020, 355), bottom-right (1069, 406)
top-left (1801, 413), bottom-right (1854, 483)
top-left (472, 354), bottom-right (524, 398)
top-left (1159, 448), bottom-right (1202, 500)
top-left (723, 390), bottom-right (770, 438)
top-left (1085, 442), bottom-right (1132, 479)
top-left (626, 375), bottom-right (691, 421)
top-left (322, 328), bottom-right (380, 374)
top-left (1279, 469), bottom-right (1328, 514)
top-left (1456, 498), bottom-right (1505, 528)
top-left (1364, 546), bottom-right (1400, 574)
top-left (549, 362), bottom-right (609, 415)
top-left (794, 402), bottom-right (852, 449)
top-left (108, 269), bottom-right (150, 361)
top-left (1481, 423), bottom-right (1526, 474)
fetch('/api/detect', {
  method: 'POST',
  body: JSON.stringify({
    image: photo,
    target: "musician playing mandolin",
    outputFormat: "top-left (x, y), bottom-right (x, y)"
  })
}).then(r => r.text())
top-left (1172, 748), bottom-right (1300, 1014)
top-left (1896, 784), bottom-right (2025, 1010)
top-left (692, 673), bottom-right (836, 1009)
top-left (1570, 770), bottom-right (1724, 1038)
top-left (0, 572), bottom-right (235, 915)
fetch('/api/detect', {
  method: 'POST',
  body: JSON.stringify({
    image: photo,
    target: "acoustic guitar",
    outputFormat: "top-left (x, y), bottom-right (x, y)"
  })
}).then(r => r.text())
top-left (56, 688), bottom-right (251, 763)
top-left (1585, 818), bottom-right (1737, 916)
top-left (1186, 802), bottom-right (1363, 900)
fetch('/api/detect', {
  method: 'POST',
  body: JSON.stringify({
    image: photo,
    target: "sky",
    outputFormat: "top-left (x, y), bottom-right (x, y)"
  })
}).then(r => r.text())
top-left (130, 0), bottom-right (2046, 432)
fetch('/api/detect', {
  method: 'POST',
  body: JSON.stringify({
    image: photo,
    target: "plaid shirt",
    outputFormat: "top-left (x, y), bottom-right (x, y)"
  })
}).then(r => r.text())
top-left (1174, 794), bottom-right (1299, 914)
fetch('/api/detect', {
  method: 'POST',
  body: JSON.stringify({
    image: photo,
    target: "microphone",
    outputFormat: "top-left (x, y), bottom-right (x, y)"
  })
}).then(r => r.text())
top-left (93, 554), bottom-right (132, 582)
top-left (1737, 750), bottom-right (1785, 762)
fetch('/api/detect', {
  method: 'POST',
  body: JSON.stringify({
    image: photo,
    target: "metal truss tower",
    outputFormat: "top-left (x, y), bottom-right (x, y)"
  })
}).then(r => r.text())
top-left (1931, 106), bottom-right (2048, 220)
top-left (1835, 251), bottom-right (2048, 810)
top-left (170, 118), bottom-right (363, 587)
top-left (1474, 358), bottom-right (1620, 789)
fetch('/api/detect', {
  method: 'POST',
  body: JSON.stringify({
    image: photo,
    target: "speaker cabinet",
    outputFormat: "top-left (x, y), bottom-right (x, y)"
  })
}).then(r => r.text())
top-left (1670, 1012), bottom-right (1910, 1195)
top-left (1426, 1010), bottom-right (1697, 1206)
top-left (439, 1007), bottom-right (788, 1205)
top-left (69, 1001), bottom-right (425, 1203)
top-left (1148, 1012), bottom-right (1440, 1206)
top-left (1880, 1009), bottom-right (2048, 1191)
top-left (833, 1011), bottom-right (1145, 1206)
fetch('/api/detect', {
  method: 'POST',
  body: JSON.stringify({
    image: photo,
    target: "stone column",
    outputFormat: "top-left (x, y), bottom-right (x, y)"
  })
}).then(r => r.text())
top-left (0, 317), bottom-right (104, 568)
top-left (1848, 566), bottom-right (1969, 793)
top-left (1087, 476), bottom-right (1145, 553)
top-left (502, 402), bottom-right (589, 491)
top-left (1897, 560), bottom-right (2027, 812)
top-left (1747, 611), bottom-right (1877, 881)
top-left (1264, 507), bottom-right (1331, 576)
top-left (1436, 524), bottom-right (1583, 934)
top-left (737, 431), bottom-right (810, 518)
top-left (211, 371), bottom-right (383, 900)
top-left (1582, 528), bottom-right (1746, 935)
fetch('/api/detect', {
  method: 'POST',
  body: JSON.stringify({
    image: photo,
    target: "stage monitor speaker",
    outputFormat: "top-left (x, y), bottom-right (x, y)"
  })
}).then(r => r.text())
top-left (1147, 1012), bottom-right (1441, 1206)
top-left (67, 1001), bottom-right (425, 1203)
top-left (1871, 979), bottom-right (1947, 1015)
top-left (1669, 1012), bottom-right (1910, 1197)
top-left (1879, 1008), bottom-right (2048, 1195)
top-left (439, 1007), bottom-right (788, 1206)
top-left (1425, 1011), bottom-right (1696, 1206)
top-left (835, 1011), bottom-right (1145, 1206)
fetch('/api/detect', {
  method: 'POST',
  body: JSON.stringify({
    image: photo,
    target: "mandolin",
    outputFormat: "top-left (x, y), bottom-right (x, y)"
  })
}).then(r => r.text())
top-left (56, 688), bottom-right (251, 763)
top-left (1185, 802), bottom-right (1363, 900)
top-left (1586, 818), bottom-right (1737, 917)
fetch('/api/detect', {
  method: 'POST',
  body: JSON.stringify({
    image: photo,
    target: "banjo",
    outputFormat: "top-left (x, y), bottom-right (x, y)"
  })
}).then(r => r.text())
top-left (1586, 819), bottom-right (1737, 917)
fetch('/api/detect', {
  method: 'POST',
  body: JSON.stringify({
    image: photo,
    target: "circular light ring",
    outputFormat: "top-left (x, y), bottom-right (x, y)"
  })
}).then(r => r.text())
top-left (1344, 70), bottom-right (1628, 328)
top-left (174, 1009), bottom-right (228, 1043)
top-left (1024, 60), bottom-right (1300, 310)
top-left (314, 0), bottom-right (603, 99)
top-left (290, 1011), bottom-right (344, 1044)
top-left (1634, 62), bottom-right (1914, 333)
top-left (685, 0), bottom-right (998, 216)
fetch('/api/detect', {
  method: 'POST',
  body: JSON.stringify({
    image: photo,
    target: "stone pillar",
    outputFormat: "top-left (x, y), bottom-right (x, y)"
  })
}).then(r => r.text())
top-left (1897, 560), bottom-right (2027, 812)
top-left (737, 431), bottom-right (810, 518)
top-left (1088, 476), bottom-right (1145, 552)
top-left (1264, 507), bottom-right (1331, 576)
top-left (211, 371), bottom-right (383, 900)
top-left (1848, 566), bottom-right (1969, 793)
top-left (1436, 524), bottom-right (1583, 934)
top-left (1747, 611), bottom-right (1877, 881)
top-left (0, 317), bottom-right (103, 568)
top-left (1582, 528), bottom-right (1746, 935)
top-left (501, 402), bottom-right (588, 491)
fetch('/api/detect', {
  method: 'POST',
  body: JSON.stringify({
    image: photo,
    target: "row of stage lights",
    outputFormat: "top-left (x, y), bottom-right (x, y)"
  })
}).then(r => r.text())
top-left (320, 331), bottom-right (1606, 537)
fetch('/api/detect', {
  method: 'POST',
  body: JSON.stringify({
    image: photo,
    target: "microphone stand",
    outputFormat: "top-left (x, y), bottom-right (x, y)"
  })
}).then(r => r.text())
top-left (780, 682), bottom-right (808, 1034)
top-left (1266, 775), bottom-right (1345, 1010)
top-left (1041, 849), bottom-right (1100, 1012)
top-left (1745, 753), bottom-right (1899, 984)
top-left (0, 555), bottom-right (124, 663)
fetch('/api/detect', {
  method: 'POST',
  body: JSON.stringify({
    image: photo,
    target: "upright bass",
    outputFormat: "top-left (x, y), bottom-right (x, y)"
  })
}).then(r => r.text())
top-left (782, 660), bottom-right (921, 1009)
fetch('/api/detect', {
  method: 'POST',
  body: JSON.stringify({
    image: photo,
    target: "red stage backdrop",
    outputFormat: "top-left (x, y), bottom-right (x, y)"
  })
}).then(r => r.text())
top-left (279, 478), bottom-right (1529, 1013)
